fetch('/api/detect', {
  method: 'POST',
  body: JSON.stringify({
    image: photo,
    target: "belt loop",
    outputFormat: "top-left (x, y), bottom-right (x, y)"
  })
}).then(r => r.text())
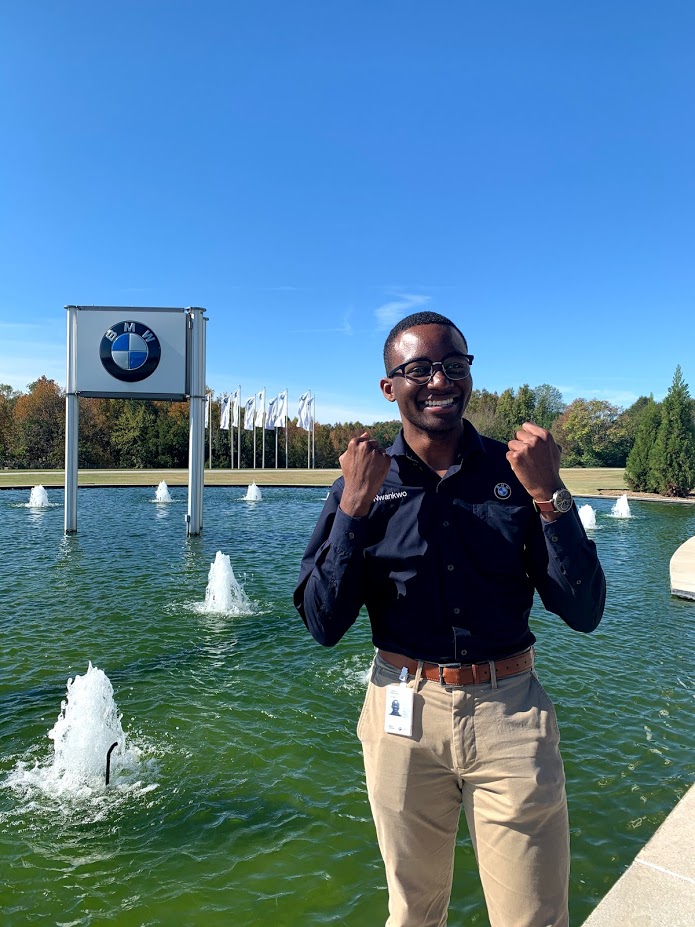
top-left (413, 660), bottom-right (424, 692)
top-left (488, 659), bottom-right (498, 689)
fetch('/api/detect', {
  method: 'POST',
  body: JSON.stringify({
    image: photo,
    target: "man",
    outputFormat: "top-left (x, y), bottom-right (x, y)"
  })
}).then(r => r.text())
top-left (294, 311), bottom-right (605, 927)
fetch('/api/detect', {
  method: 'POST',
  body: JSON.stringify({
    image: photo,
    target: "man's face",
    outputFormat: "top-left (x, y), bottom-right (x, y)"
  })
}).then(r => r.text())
top-left (380, 324), bottom-right (473, 437)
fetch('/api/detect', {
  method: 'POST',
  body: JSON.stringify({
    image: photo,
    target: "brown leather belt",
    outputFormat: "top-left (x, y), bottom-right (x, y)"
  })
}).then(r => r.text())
top-left (378, 648), bottom-right (533, 686)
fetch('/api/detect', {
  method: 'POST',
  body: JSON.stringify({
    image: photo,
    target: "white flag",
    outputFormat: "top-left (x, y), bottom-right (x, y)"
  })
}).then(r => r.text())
top-left (205, 394), bottom-right (211, 428)
top-left (265, 396), bottom-right (278, 430)
top-left (231, 388), bottom-right (241, 427)
top-left (274, 389), bottom-right (288, 427)
top-left (255, 388), bottom-right (266, 427)
top-left (297, 391), bottom-right (312, 431)
top-left (243, 395), bottom-right (255, 431)
top-left (220, 395), bottom-right (231, 430)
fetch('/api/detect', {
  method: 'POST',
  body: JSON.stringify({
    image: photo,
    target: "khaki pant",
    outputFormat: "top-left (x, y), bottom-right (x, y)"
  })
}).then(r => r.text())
top-left (358, 654), bottom-right (569, 927)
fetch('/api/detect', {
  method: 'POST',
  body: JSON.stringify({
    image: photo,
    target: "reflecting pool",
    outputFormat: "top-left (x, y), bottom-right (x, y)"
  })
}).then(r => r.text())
top-left (1, 486), bottom-right (694, 926)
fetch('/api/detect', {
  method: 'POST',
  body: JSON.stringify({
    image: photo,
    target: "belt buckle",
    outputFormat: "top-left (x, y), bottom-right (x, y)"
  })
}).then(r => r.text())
top-left (437, 662), bottom-right (462, 685)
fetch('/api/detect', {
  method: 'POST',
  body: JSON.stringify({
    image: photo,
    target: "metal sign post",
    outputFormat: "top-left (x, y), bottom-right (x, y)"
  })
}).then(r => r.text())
top-left (186, 308), bottom-right (206, 536)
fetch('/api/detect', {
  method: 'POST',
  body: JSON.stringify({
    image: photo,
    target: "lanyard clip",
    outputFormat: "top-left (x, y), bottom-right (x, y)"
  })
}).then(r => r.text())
top-left (399, 666), bottom-right (409, 683)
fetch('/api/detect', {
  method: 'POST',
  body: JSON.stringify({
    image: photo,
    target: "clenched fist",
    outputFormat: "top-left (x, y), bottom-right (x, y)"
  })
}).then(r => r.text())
top-left (339, 432), bottom-right (391, 518)
top-left (506, 422), bottom-right (564, 504)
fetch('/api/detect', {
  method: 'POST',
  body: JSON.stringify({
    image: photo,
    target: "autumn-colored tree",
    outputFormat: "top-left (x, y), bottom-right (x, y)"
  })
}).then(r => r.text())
top-left (0, 384), bottom-right (20, 467)
top-left (552, 399), bottom-right (630, 467)
top-left (13, 377), bottom-right (65, 468)
top-left (465, 388), bottom-right (499, 437)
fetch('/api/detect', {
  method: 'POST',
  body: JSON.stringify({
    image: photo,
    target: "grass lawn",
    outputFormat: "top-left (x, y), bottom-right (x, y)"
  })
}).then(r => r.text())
top-left (0, 467), bottom-right (628, 495)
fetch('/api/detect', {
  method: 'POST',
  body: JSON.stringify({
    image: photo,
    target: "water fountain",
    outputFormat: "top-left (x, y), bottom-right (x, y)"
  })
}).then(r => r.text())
top-left (6, 663), bottom-right (138, 798)
top-left (578, 504), bottom-right (597, 530)
top-left (242, 482), bottom-right (262, 501)
top-left (202, 550), bottom-right (252, 615)
top-left (154, 480), bottom-right (172, 503)
top-left (610, 494), bottom-right (632, 518)
top-left (28, 485), bottom-right (50, 507)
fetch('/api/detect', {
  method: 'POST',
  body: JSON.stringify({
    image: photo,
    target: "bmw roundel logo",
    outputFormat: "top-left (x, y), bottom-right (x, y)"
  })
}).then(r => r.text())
top-left (494, 482), bottom-right (512, 500)
top-left (100, 321), bottom-right (162, 382)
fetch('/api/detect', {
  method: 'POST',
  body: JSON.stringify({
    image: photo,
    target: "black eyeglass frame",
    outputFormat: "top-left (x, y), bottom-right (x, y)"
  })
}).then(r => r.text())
top-left (386, 353), bottom-right (475, 382)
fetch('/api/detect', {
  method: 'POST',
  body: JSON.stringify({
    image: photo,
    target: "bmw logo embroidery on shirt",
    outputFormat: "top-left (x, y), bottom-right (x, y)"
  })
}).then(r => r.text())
top-left (494, 482), bottom-right (512, 500)
top-left (100, 321), bottom-right (162, 382)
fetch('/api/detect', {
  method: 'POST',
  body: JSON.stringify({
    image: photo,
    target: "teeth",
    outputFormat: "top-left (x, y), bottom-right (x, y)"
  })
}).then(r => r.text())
top-left (424, 397), bottom-right (455, 407)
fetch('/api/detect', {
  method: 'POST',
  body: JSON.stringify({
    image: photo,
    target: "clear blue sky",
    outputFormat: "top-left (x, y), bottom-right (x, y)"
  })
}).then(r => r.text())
top-left (1, 1), bottom-right (693, 424)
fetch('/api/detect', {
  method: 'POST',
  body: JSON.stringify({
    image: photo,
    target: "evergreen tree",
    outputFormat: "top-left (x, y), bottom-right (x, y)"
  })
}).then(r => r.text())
top-left (624, 396), bottom-right (661, 491)
top-left (649, 366), bottom-right (695, 496)
top-left (514, 384), bottom-right (536, 429)
top-left (490, 388), bottom-right (516, 441)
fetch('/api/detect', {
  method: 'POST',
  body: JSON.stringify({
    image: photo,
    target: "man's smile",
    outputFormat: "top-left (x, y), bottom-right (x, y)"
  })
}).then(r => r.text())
top-left (422, 396), bottom-right (458, 409)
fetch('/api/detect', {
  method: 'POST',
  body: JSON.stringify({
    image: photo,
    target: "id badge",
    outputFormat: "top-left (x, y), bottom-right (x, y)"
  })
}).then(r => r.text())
top-left (384, 682), bottom-right (414, 737)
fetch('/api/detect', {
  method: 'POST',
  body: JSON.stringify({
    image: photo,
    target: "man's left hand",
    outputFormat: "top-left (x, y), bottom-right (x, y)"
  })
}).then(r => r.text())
top-left (506, 422), bottom-right (563, 503)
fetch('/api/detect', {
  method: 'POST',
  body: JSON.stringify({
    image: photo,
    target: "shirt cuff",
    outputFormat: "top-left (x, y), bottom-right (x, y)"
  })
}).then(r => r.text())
top-left (330, 505), bottom-right (370, 551)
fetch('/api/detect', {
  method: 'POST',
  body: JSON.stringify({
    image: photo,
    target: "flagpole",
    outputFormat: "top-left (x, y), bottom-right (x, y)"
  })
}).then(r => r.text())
top-left (307, 390), bottom-right (311, 470)
top-left (285, 388), bottom-right (288, 468)
top-left (229, 395), bottom-right (234, 470)
top-left (208, 394), bottom-right (212, 471)
top-left (312, 396), bottom-right (315, 469)
top-left (262, 386), bottom-right (266, 469)
top-left (237, 384), bottom-right (242, 470)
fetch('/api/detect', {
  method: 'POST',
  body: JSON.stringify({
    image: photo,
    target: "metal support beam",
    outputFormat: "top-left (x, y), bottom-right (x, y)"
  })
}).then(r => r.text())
top-left (64, 306), bottom-right (79, 534)
top-left (186, 308), bottom-right (207, 535)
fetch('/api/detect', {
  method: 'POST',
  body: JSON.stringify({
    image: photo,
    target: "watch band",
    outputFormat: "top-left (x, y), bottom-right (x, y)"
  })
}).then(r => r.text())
top-left (532, 498), bottom-right (556, 513)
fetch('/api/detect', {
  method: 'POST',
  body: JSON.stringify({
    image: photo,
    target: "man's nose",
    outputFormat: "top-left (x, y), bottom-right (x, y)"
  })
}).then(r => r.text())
top-left (427, 364), bottom-right (451, 385)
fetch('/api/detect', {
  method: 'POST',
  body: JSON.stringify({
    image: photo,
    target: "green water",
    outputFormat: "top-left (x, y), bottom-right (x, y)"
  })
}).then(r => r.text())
top-left (1, 487), bottom-right (694, 926)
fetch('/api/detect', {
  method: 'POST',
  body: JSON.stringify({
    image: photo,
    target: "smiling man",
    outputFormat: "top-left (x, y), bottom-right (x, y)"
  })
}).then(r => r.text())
top-left (294, 311), bottom-right (605, 927)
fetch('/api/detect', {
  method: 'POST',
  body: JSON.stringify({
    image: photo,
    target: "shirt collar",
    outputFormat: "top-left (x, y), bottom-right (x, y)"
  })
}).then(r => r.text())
top-left (387, 419), bottom-right (486, 465)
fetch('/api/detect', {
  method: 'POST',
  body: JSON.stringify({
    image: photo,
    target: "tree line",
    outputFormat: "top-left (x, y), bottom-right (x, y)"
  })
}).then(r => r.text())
top-left (1, 369), bottom-right (693, 495)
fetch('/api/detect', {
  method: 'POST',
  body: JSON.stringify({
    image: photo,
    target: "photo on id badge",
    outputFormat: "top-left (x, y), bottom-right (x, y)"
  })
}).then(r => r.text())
top-left (384, 682), bottom-right (413, 736)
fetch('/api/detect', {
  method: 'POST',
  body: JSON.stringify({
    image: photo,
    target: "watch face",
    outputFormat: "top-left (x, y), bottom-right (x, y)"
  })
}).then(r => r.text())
top-left (553, 489), bottom-right (573, 513)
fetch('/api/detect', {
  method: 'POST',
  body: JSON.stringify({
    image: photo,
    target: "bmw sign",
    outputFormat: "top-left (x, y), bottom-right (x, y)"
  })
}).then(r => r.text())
top-left (73, 306), bottom-right (188, 399)
top-left (100, 321), bottom-right (162, 382)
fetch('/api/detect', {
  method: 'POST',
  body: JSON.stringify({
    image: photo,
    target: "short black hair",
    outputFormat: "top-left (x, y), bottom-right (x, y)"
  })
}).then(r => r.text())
top-left (383, 311), bottom-right (468, 371)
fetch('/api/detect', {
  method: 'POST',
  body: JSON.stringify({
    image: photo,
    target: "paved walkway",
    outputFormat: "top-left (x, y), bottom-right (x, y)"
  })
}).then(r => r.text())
top-left (582, 783), bottom-right (695, 926)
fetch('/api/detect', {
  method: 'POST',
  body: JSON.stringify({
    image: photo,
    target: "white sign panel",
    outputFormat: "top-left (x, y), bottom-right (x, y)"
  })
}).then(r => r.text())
top-left (74, 307), bottom-right (188, 399)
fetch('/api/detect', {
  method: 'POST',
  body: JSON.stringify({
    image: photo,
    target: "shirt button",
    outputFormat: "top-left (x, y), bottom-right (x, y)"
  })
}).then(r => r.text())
top-left (453, 607), bottom-right (460, 615)
top-left (551, 535), bottom-right (559, 543)
top-left (447, 564), bottom-right (454, 571)
top-left (459, 649), bottom-right (467, 656)
top-left (348, 532), bottom-right (354, 540)
top-left (442, 521), bottom-right (449, 527)
top-left (576, 579), bottom-right (582, 585)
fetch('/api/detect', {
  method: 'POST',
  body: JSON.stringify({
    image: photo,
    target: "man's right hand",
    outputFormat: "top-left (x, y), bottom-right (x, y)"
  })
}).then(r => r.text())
top-left (338, 432), bottom-right (391, 518)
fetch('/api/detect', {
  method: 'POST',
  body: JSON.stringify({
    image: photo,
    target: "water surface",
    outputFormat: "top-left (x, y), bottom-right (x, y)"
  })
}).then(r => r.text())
top-left (1, 487), bottom-right (694, 925)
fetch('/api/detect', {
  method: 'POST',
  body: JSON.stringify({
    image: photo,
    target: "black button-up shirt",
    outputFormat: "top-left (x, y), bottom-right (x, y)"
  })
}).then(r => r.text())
top-left (294, 422), bottom-right (605, 664)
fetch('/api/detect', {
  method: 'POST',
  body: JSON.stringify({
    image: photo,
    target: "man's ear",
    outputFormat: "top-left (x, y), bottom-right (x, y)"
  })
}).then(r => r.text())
top-left (380, 377), bottom-right (397, 402)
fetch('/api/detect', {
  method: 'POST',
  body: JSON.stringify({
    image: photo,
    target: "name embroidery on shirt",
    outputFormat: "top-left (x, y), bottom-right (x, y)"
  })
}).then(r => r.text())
top-left (374, 490), bottom-right (408, 503)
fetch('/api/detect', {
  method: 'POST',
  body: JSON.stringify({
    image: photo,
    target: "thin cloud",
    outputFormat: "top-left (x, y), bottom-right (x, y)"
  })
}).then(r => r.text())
top-left (289, 308), bottom-right (352, 335)
top-left (374, 294), bottom-right (431, 331)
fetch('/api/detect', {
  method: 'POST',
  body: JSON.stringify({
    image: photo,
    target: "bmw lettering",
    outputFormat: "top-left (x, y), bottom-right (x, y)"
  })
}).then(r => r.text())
top-left (100, 321), bottom-right (162, 382)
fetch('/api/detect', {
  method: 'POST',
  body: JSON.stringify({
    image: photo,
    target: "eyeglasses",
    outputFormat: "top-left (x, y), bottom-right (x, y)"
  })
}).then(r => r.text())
top-left (387, 353), bottom-right (474, 384)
